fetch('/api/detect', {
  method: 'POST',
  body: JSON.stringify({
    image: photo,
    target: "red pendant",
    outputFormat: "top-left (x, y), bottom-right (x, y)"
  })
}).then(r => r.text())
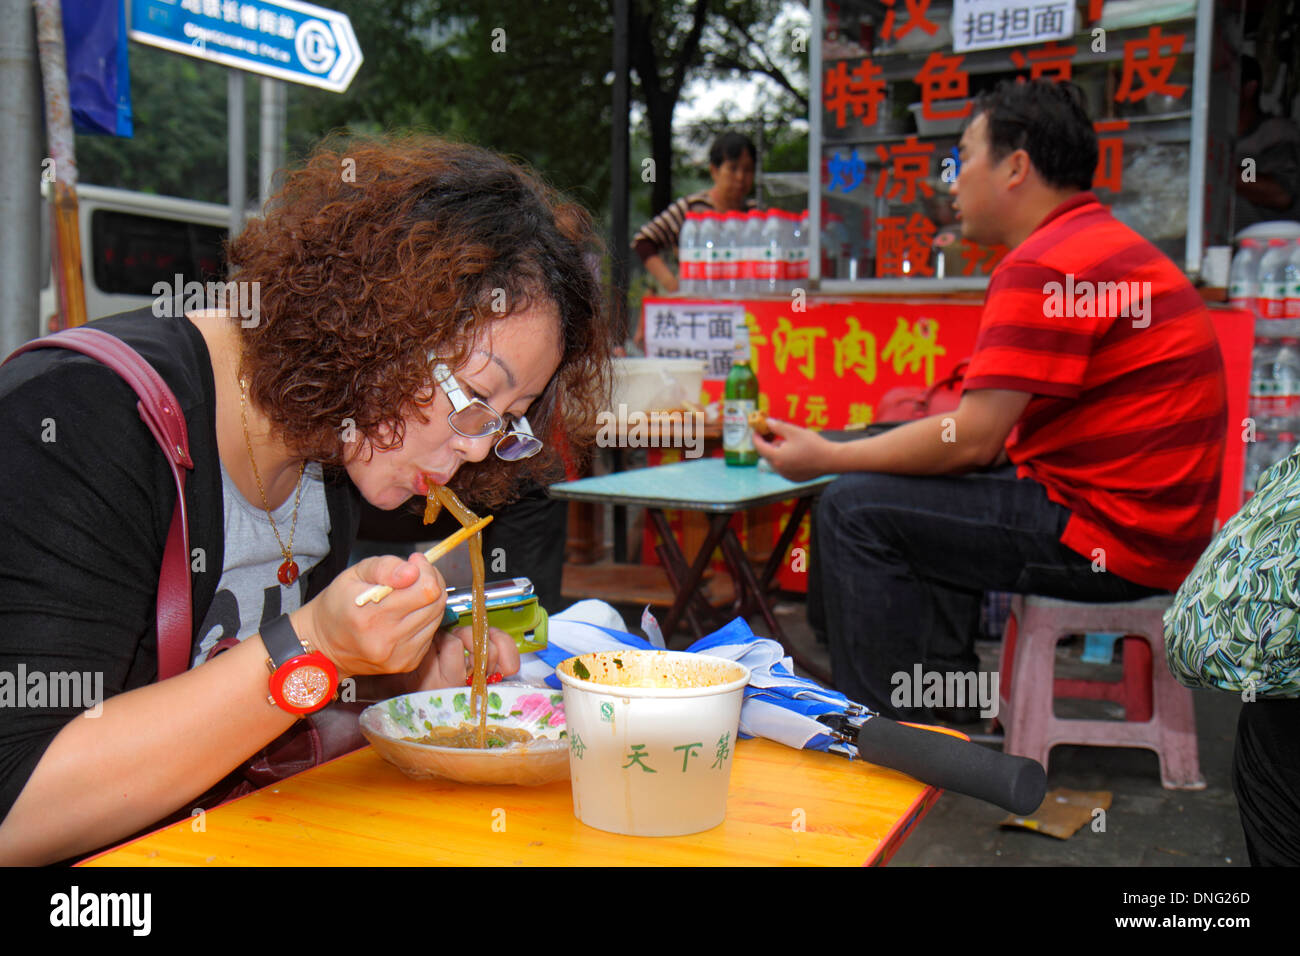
top-left (278, 559), bottom-right (300, 585)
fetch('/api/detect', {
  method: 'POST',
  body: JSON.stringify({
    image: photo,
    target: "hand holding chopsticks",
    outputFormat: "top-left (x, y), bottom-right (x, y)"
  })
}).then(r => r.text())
top-left (354, 515), bottom-right (493, 606)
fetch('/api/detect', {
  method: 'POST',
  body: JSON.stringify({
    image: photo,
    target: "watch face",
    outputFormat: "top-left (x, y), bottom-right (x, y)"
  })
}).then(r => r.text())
top-left (282, 664), bottom-right (334, 709)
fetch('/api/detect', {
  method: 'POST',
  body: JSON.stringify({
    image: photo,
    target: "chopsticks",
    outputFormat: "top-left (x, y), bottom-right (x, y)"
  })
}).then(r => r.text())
top-left (353, 515), bottom-right (494, 606)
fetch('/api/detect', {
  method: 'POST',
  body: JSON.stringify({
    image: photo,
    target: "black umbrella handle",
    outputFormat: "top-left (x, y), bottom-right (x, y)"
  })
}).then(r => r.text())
top-left (853, 716), bottom-right (1047, 815)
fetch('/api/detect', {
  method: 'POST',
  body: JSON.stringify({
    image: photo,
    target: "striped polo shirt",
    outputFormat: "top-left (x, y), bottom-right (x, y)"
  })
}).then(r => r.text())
top-left (962, 191), bottom-right (1227, 592)
top-left (631, 190), bottom-right (756, 262)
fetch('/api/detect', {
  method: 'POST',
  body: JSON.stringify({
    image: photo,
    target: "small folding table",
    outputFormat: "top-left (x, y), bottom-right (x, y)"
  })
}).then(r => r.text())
top-left (548, 457), bottom-right (835, 680)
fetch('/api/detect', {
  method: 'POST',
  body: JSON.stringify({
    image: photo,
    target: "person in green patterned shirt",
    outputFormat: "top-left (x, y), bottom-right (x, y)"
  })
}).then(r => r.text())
top-left (1165, 447), bottom-right (1300, 865)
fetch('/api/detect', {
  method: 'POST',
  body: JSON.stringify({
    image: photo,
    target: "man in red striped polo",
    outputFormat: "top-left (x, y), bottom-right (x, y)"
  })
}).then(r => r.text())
top-left (755, 79), bottom-right (1227, 723)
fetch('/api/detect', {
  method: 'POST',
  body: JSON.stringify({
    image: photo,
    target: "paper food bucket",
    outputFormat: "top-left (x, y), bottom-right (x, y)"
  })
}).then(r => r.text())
top-left (556, 649), bottom-right (750, 837)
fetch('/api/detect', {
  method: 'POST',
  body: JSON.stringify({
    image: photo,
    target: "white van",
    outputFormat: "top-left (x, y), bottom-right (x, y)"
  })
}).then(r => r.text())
top-left (39, 184), bottom-right (230, 334)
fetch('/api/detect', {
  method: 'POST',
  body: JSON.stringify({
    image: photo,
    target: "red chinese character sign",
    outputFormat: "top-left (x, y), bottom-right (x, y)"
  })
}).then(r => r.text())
top-left (1114, 26), bottom-right (1188, 103)
top-left (824, 58), bottom-right (886, 129)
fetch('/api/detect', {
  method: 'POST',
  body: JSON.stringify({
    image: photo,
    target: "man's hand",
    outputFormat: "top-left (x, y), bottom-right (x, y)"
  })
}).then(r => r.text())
top-left (752, 418), bottom-right (839, 481)
top-left (753, 389), bottom-right (1030, 479)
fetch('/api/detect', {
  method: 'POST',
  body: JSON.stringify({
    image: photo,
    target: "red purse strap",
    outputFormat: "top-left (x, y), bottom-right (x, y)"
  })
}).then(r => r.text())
top-left (4, 328), bottom-right (195, 681)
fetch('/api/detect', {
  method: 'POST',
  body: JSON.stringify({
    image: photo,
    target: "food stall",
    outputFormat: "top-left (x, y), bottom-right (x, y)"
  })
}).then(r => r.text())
top-left (629, 0), bottom-right (1254, 598)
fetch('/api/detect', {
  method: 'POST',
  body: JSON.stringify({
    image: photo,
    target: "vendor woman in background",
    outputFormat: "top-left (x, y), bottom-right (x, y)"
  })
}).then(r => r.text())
top-left (632, 131), bottom-right (756, 293)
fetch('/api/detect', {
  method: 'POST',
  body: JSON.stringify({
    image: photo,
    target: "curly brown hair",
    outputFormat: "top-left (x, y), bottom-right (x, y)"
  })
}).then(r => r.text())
top-left (227, 133), bottom-right (613, 508)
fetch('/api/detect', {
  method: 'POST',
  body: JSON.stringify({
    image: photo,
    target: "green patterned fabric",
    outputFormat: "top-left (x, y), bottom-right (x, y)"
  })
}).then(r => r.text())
top-left (1164, 445), bottom-right (1300, 697)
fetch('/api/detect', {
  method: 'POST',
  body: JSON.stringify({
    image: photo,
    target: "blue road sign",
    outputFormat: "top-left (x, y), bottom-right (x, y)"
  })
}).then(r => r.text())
top-left (128, 0), bottom-right (362, 93)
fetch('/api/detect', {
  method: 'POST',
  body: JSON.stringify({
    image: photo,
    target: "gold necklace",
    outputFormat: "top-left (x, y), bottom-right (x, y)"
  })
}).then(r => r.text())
top-left (239, 375), bottom-right (307, 586)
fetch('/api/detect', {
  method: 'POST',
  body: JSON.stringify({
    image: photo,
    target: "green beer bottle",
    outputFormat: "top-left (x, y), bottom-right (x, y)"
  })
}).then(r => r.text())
top-left (723, 319), bottom-right (759, 466)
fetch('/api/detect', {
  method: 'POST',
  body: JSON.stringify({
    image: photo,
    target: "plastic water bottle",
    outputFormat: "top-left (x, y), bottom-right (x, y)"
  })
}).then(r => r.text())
top-left (778, 210), bottom-right (797, 294)
top-left (1249, 338), bottom-right (1278, 431)
top-left (1244, 435), bottom-right (1271, 498)
top-left (1285, 237), bottom-right (1300, 332)
top-left (719, 210), bottom-right (744, 298)
top-left (756, 211), bottom-right (784, 296)
top-left (1272, 338), bottom-right (1300, 433)
top-left (739, 209), bottom-right (764, 296)
top-left (788, 211), bottom-right (810, 290)
top-left (678, 211), bottom-right (701, 295)
top-left (1229, 238), bottom-right (1262, 315)
top-left (1257, 238), bottom-right (1292, 334)
top-left (698, 211), bottom-right (720, 297)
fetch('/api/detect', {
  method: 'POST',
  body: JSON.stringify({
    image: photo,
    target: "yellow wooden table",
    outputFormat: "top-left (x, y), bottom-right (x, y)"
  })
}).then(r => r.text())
top-left (80, 738), bottom-right (939, 866)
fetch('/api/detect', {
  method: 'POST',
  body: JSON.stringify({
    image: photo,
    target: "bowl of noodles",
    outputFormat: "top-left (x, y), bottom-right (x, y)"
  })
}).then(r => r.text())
top-left (360, 683), bottom-right (570, 786)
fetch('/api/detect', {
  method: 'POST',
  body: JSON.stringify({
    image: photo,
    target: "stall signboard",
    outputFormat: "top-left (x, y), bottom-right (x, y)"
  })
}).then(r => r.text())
top-left (952, 0), bottom-right (1076, 53)
top-left (644, 301), bottom-right (747, 380)
top-left (820, 1), bottom-right (1200, 279)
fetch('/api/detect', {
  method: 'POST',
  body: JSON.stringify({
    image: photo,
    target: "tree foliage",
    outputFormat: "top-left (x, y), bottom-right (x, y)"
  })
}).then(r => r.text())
top-left (74, 43), bottom-right (257, 204)
top-left (74, 0), bottom-right (810, 222)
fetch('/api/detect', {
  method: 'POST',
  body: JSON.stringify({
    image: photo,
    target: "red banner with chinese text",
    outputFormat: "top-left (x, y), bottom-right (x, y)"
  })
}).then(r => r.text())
top-left (642, 297), bottom-right (1252, 596)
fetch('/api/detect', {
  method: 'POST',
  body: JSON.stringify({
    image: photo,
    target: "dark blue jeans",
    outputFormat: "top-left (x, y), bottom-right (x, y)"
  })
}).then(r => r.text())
top-left (808, 466), bottom-right (1165, 719)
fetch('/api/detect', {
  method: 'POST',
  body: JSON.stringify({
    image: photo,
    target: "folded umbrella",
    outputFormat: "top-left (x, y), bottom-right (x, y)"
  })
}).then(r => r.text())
top-left (522, 606), bottom-right (1046, 814)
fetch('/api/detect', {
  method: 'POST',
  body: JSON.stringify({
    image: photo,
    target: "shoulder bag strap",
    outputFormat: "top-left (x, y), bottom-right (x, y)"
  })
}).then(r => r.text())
top-left (4, 328), bottom-right (195, 681)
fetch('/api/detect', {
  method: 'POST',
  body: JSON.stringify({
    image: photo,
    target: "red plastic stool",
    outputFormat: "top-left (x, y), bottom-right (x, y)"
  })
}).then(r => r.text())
top-left (996, 594), bottom-right (1205, 790)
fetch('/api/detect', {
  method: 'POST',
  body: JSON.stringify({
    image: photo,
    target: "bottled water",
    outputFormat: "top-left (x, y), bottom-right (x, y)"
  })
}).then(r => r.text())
top-left (1249, 338), bottom-right (1278, 431)
top-left (756, 211), bottom-right (784, 296)
top-left (1270, 338), bottom-right (1300, 433)
top-left (1243, 432), bottom-right (1300, 498)
top-left (788, 211), bottom-right (810, 290)
top-left (678, 211), bottom-right (701, 295)
top-left (1244, 435), bottom-right (1270, 498)
top-left (698, 211), bottom-right (720, 297)
top-left (1229, 238), bottom-right (1262, 315)
top-left (739, 209), bottom-right (764, 296)
top-left (718, 210), bottom-right (743, 298)
top-left (1257, 238), bottom-right (1293, 335)
top-left (1286, 238), bottom-right (1300, 328)
top-left (777, 210), bottom-right (797, 294)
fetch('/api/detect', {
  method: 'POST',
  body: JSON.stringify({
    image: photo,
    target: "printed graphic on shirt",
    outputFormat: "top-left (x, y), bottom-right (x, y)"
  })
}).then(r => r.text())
top-left (194, 462), bottom-right (330, 665)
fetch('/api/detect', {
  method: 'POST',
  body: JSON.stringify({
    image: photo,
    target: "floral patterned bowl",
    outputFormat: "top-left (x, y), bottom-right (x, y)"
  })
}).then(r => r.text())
top-left (359, 683), bottom-right (570, 786)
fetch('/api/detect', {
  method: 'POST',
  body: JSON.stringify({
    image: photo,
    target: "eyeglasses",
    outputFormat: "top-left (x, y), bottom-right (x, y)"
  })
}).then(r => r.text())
top-left (430, 362), bottom-right (543, 461)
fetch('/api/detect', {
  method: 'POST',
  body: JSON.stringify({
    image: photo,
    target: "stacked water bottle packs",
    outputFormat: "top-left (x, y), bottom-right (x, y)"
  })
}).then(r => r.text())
top-left (1234, 234), bottom-right (1300, 496)
top-left (679, 209), bottom-right (810, 296)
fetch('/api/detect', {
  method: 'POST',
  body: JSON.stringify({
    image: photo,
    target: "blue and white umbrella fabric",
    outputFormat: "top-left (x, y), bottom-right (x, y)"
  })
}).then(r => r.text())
top-left (518, 601), bottom-right (1047, 815)
top-left (517, 601), bottom-right (857, 757)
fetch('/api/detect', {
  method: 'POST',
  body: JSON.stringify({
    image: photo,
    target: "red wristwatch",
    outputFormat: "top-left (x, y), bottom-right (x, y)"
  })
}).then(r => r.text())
top-left (262, 614), bottom-right (339, 715)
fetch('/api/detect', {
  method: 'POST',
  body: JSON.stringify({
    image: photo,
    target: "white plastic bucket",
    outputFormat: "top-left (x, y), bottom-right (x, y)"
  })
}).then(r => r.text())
top-left (556, 649), bottom-right (750, 837)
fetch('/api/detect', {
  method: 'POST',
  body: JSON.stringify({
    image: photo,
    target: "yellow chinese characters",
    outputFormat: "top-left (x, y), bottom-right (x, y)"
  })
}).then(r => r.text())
top-left (771, 317), bottom-right (826, 380)
top-left (881, 317), bottom-right (946, 385)
top-left (833, 316), bottom-right (877, 384)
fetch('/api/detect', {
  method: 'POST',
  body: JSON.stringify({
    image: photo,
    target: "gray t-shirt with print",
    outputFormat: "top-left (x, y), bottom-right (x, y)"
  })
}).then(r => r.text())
top-left (193, 461), bottom-right (330, 665)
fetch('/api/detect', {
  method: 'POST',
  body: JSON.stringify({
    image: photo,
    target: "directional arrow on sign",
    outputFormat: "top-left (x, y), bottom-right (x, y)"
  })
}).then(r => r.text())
top-left (129, 0), bottom-right (364, 93)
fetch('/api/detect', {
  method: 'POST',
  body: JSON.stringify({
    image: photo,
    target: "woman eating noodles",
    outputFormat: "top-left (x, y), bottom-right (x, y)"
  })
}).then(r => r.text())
top-left (0, 135), bottom-right (612, 864)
